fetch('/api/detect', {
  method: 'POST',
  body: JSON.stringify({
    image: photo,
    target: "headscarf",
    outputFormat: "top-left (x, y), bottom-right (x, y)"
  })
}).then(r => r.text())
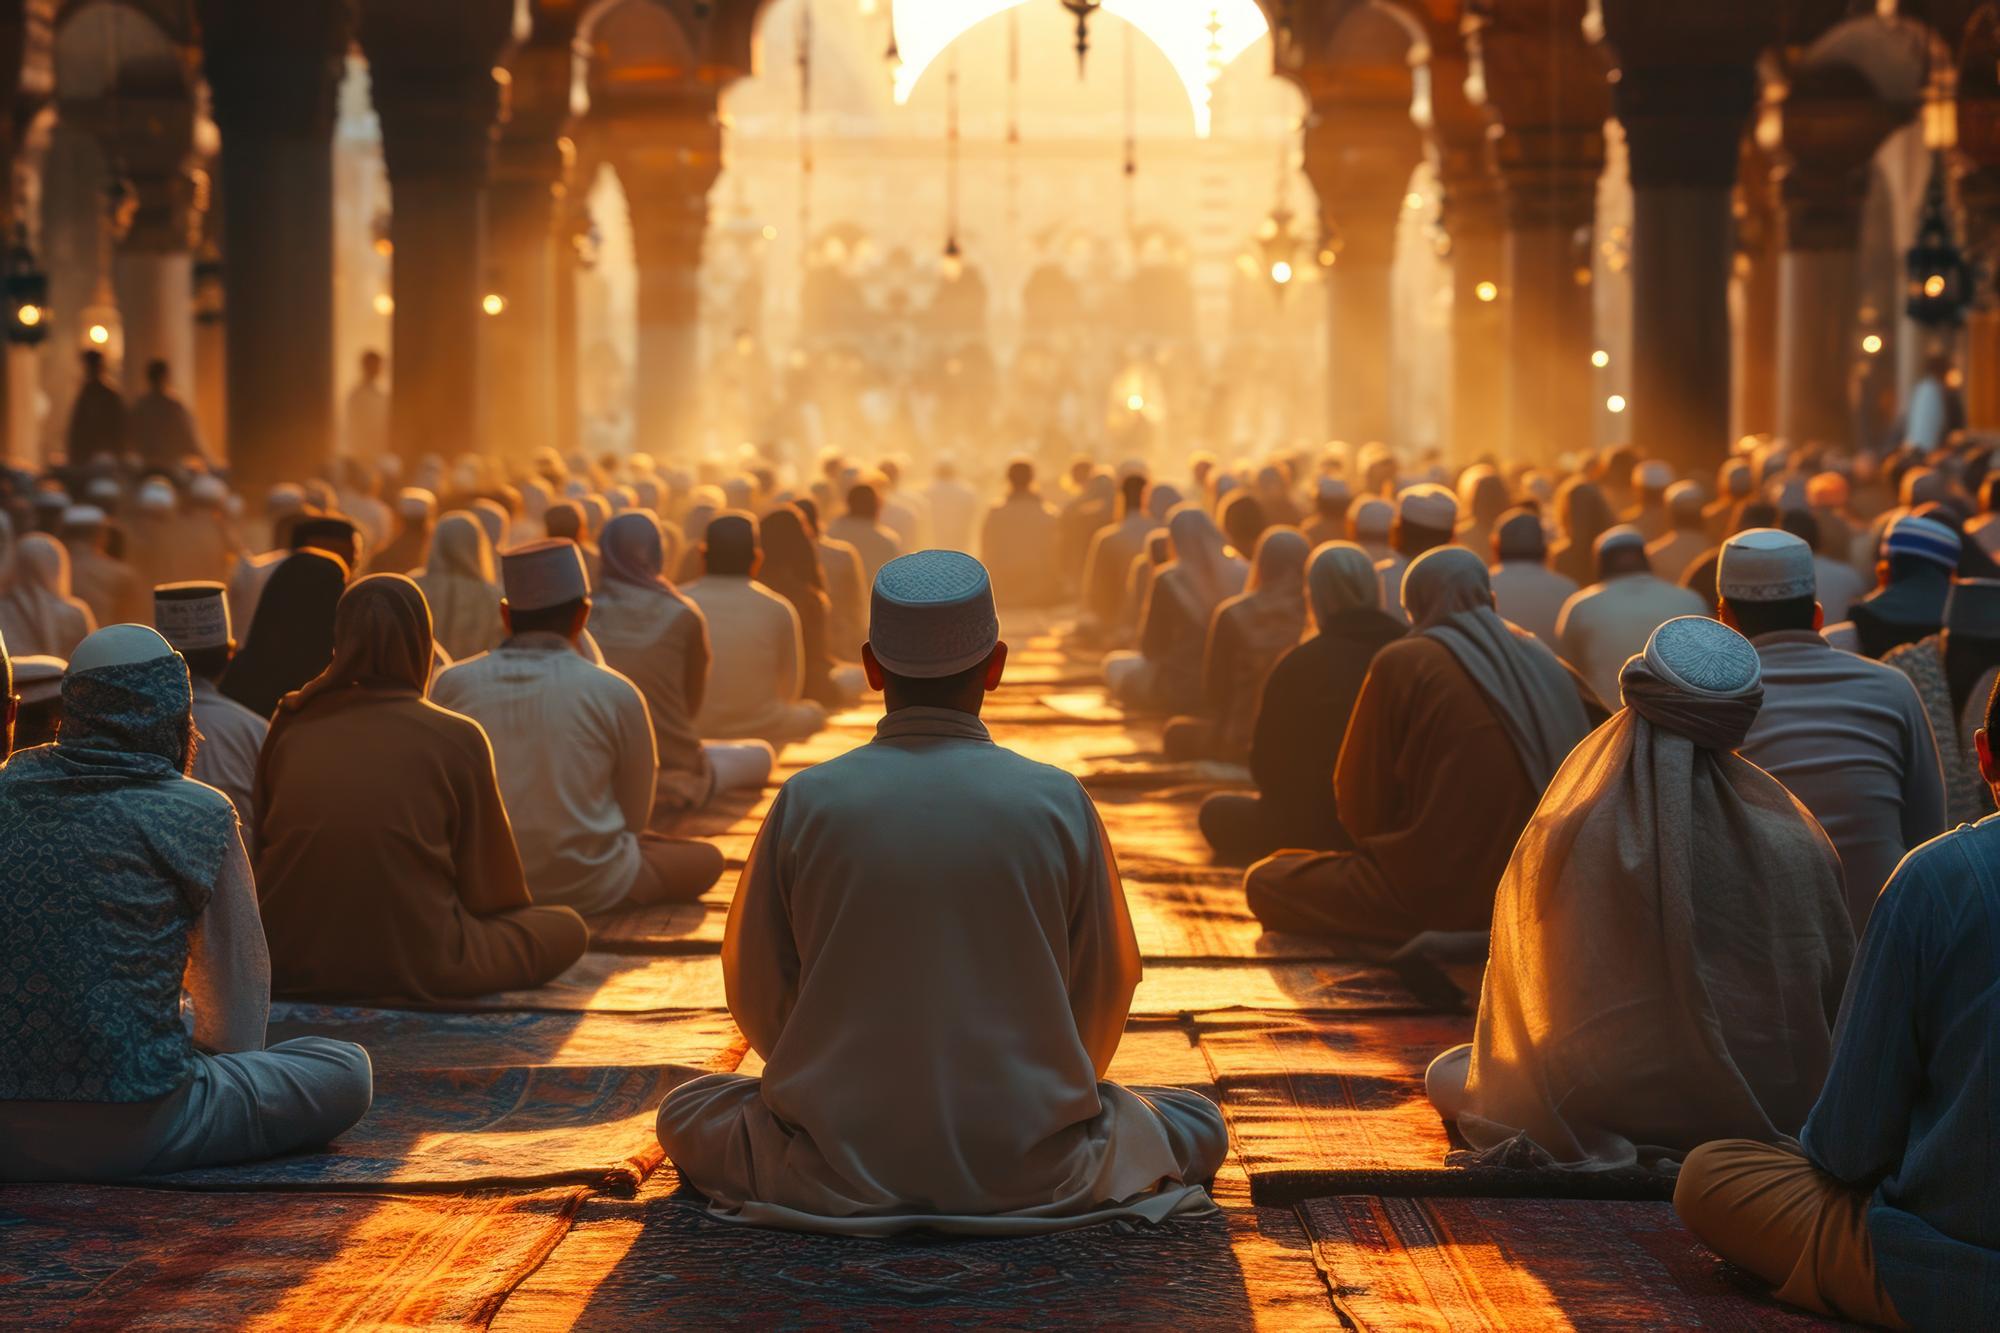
top-left (277, 574), bottom-right (433, 716)
top-left (1403, 546), bottom-right (1591, 790)
top-left (600, 511), bottom-right (676, 598)
top-left (1245, 526), bottom-right (1310, 598)
top-left (59, 629), bottom-right (198, 779)
top-left (7, 532), bottom-right (92, 658)
top-left (414, 512), bottom-right (503, 661)
top-left (1164, 505), bottom-right (1247, 623)
top-left (1146, 484), bottom-right (1183, 524)
top-left (1307, 540), bottom-right (1381, 631)
top-left (759, 504), bottom-right (825, 596)
top-left (469, 498), bottom-right (509, 552)
top-left (1456, 615), bottom-right (1851, 1170)
top-left (218, 548), bottom-right (349, 718)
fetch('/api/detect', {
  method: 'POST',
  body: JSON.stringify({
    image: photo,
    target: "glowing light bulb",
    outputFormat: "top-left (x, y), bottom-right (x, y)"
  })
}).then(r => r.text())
top-left (1474, 281), bottom-right (1499, 303)
top-left (1606, 394), bottom-right (1627, 414)
top-left (1403, 191), bottom-right (1424, 210)
top-left (1590, 349), bottom-right (1610, 369)
top-left (87, 323), bottom-right (109, 346)
top-left (16, 303), bottom-right (42, 328)
top-left (372, 293), bottom-right (394, 317)
top-left (1861, 333), bottom-right (1883, 355)
top-left (1318, 248), bottom-right (1337, 268)
top-left (1270, 260), bottom-right (1293, 285)
top-left (1924, 274), bottom-right (1946, 299)
top-left (760, 224), bottom-right (778, 241)
top-left (1126, 393), bottom-right (1146, 412)
top-left (481, 292), bottom-right (506, 316)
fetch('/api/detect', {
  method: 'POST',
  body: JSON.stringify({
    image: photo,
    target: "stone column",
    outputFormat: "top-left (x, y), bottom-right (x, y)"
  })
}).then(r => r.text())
top-left (356, 0), bottom-right (514, 464)
top-left (1732, 137), bottom-right (1780, 439)
top-left (102, 96), bottom-right (203, 397)
top-left (1770, 88), bottom-right (1912, 448)
top-left (1610, 64), bottom-right (1760, 470)
top-left (601, 93), bottom-right (721, 459)
top-left (552, 129), bottom-right (602, 462)
top-left (1302, 105), bottom-right (1423, 444)
top-left (1466, 1), bottom-right (1609, 464)
top-left (196, 0), bottom-right (347, 490)
top-left (1439, 173), bottom-right (1507, 460)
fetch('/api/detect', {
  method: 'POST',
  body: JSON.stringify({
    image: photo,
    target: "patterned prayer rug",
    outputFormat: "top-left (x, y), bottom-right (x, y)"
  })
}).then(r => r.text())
top-left (490, 1175), bottom-right (1337, 1331)
top-left (442, 952), bottom-right (729, 1013)
top-left (141, 1065), bottom-right (687, 1196)
top-left (1298, 1196), bottom-right (1848, 1331)
top-left (267, 1004), bottom-right (745, 1072)
top-left (588, 901), bottom-right (729, 955)
top-left (0, 1186), bottom-right (585, 1329)
top-left (1197, 1015), bottom-right (1673, 1204)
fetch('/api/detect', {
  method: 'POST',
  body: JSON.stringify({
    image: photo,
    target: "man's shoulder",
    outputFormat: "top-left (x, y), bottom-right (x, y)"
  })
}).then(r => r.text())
top-left (197, 688), bottom-right (269, 735)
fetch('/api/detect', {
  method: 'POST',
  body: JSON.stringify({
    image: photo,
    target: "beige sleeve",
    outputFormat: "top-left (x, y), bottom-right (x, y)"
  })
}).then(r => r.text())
top-left (183, 828), bottom-right (271, 1055)
top-left (1067, 793), bottom-right (1142, 1079)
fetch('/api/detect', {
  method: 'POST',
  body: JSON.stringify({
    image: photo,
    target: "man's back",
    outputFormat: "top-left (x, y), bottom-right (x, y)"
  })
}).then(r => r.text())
top-left (1558, 574), bottom-right (1707, 709)
top-left (683, 576), bottom-right (802, 737)
top-left (982, 494), bottom-right (1059, 607)
top-left (1801, 818), bottom-right (2000, 1326)
top-left (826, 514), bottom-right (900, 583)
top-left (1741, 632), bottom-right (1945, 932)
top-left (431, 638), bottom-right (652, 914)
top-left (1489, 561), bottom-right (1578, 648)
top-left (727, 707), bottom-right (1135, 1208)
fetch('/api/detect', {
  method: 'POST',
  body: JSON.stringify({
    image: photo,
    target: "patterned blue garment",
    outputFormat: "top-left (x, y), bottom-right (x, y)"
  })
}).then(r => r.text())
top-left (1801, 816), bottom-right (2000, 1326)
top-left (0, 654), bottom-right (239, 1102)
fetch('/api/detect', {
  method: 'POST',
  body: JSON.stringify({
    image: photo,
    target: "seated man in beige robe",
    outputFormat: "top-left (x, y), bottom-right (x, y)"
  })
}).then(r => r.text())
top-left (682, 513), bottom-right (827, 749)
top-left (658, 551), bottom-right (1227, 1234)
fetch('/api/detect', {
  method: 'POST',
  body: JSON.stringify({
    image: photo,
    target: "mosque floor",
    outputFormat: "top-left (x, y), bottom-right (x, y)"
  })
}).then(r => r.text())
top-left (0, 633), bottom-right (1850, 1329)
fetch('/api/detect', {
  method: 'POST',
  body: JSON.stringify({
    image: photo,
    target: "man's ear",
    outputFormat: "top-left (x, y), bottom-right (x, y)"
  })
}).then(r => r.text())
top-left (1813, 601), bottom-right (1825, 631)
top-left (1979, 727), bottom-right (1997, 787)
top-left (861, 643), bottom-right (885, 691)
top-left (750, 550), bottom-right (764, 578)
top-left (500, 599), bottom-right (516, 636)
top-left (568, 596), bottom-right (593, 640)
top-left (982, 641), bottom-right (1010, 692)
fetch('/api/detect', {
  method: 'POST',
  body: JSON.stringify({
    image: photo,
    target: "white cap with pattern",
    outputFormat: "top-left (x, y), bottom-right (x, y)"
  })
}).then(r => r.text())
top-left (868, 550), bottom-right (999, 678)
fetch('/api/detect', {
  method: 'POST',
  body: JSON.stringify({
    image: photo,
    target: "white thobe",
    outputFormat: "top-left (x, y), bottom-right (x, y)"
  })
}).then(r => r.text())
top-left (432, 634), bottom-right (656, 915)
top-left (682, 575), bottom-right (826, 746)
top-left (1489, 561), bottom-right (1579, 649)
top-left (191, 678), bottom-right (268, 840)
top-left (1742, 630), bottom-right (1947, 933)
top-left (1556, 573), bottom-right (1709, 710)
top-left (658, 707), bottom-right (1225, 1234)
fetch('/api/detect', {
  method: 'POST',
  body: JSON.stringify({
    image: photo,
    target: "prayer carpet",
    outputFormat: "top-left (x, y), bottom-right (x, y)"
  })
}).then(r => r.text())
top-left (446, 951), bottom-right (729, 1013)
top-left (490, 1176), bottom-right (1336, 1330)
top-left (1078, 757), bottom-right (1253, 794)
top-left (1096, 795), bottom-right (1222, 869)
top-left (588, 900), bottom-right (728, 954)
top-left (1037, 690), bottom-right (1139, 723)
top-left (1133, 963), bottom-right (1431, 1018)
top-left (1123, 870), bottom-right (1357, 963)
top-left (1197, 1016), bottom-right (1674, 1204)
top-left (141, 1064), bottom-right (682, 1196)
top-left (1298, 1196), bottom-right (1846, 1331)
top-left (0, 1185), bottom-right (585, 1330)
top-left (267, 1004), bottom-right (745, 1071)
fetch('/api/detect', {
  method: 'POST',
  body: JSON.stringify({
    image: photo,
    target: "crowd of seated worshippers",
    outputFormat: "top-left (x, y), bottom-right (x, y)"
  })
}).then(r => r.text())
top-left (3, 437), bottom-right (2000, 1314)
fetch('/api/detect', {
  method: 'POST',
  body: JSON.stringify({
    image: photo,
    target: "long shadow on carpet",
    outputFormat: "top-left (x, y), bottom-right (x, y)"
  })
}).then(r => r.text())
top-left (268, 1004), bottom-right (745, 1071)
top-left (0, 1185), bottom-right (585, 1329)
top-left (1298, 1196), bottom-right (1852, 1331)
top-left (1197, 1015), bottom-right (1673, 1205)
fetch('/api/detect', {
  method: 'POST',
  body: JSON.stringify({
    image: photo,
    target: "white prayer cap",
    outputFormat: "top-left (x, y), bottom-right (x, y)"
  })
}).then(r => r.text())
top-left (501, 538), bottom-right (590, 611)
top-left (1350, 497), bottom-right (1393, 541)
top-left (1594, 524), bottom-right (1646, 557)
top-left (187, 474), bottom-right (228, 506)
top-left (153, 581), bottom-right (232, 651)
top-left (1396, 483), bottom-right (1458, 532)
top-left (61, 504), bottom-right (107, 529)
top-left (1719, 528), bottom-right (1816, 602)
top-left (85, 476), bottom-right (121, 504)
top-left (1644, 615), bottom-right (1761, 697)
top-left (70, 624), bottom-right (175, 673)
top-left (267, 483), bottom-right (306, 515)
top-left (1719, 458), bottom-right (1753, 496)
top-left (1115, 457), bottom-right (1150, 481)
top-left (1633, 459), bottom-right (1675, 491)
top-left (868, 550), bottom-right (999, 679)
top-left (397, 487), bottom-right (437, 521)
top-left (10, 654), bottom-right (64, 706)
top-left (135, 479), bottom-right (177, 512)
top-left (1665, 480), bottom-right (1705, 521)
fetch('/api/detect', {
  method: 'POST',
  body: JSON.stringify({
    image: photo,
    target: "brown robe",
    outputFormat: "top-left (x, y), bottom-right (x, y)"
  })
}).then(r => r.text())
top-left (1245, 634), bottom-right (1542, 943)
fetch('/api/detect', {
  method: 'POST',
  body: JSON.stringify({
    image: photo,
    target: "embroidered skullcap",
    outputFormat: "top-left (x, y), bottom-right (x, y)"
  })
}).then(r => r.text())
top-left (187, 474), bottom-right (228, 506)
top-left (397, 487), bottom-right (437, 522)
top-left (70, 624), bottom-right (176, 673)
top-left (10, 654), bottom-right (64, 706)
top-left (1594, 524), bottom-right (1646, 557)
top-left (1634, 460), bottom-right (1675, 491)
top-left (868, 550), bottom-right (999, 679)
top-left (85, 476), bottom-right (120, 504)
top-left (1884, 513), bottom-right (1961, 569)
top-left (501, 538), bottom-right (590, 612)
top-left (1396, 483), bottom-right (1458, 532)
top-left (153, 581), bottom-right (232, 652)
top-left (1349, 497), bottom-right (1393, 541)
top-left (1719, 528), bottom-right (1816, 602)
top-left (135, 479), bottom-right (177, 512)
top-left (1945, 578), bottom-right (2000, 636)
top-left (61, 504), bottom-right (107, 529)
top-left (1644, 614), bottom-right (1761, 697)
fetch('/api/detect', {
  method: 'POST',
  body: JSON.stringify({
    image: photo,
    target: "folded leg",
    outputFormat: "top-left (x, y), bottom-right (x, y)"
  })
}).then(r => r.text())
top-left (143, 1038), bottom-right (374, 1176)
top-left (704, 740), bottom-right (775, 795)
top-left (1243, 849), bottom-right (1415, 944)
top-left (625, 832), bottom-right (727, 906)
top-left (1123, 1084), bottom-right (1229, 1186)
